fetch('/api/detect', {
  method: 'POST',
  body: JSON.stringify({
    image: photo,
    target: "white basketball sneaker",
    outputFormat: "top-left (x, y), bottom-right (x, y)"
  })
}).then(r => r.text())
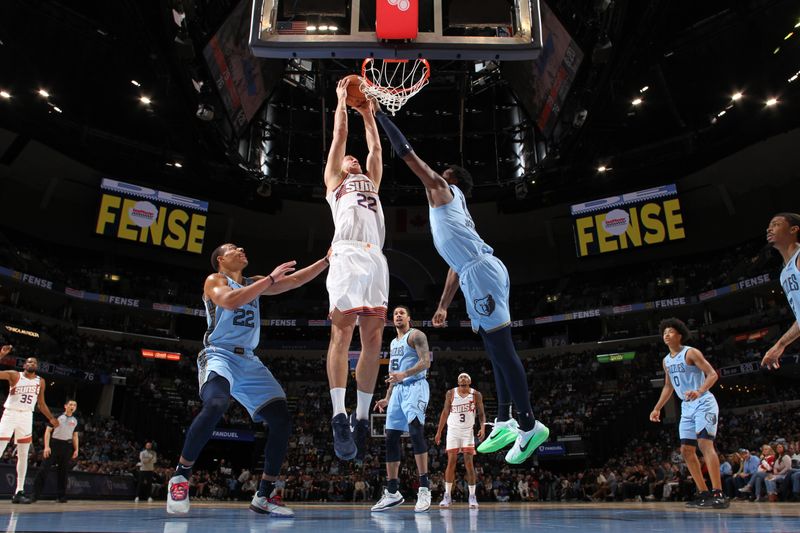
top-left (249, 493), bottom-right (295, 517)
top-left (371, 489), bottom-right (404, 512)
top-left (468, 494), bottom-right (479, 509)
top-left (439, 493), bottom-right (452, 508)
top-left (415, 487), bottom-right (431, 512)
top-left (166, 475), bottom-right (190, 514)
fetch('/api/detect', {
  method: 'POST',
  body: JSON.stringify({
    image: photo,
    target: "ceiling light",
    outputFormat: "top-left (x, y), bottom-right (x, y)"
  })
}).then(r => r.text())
top-left (131, 80), bottom-right (141, 87)
top-left (639, 86), bottom-right (649, 93)
top-left (597, 165), bottom-right (608, 173)
top-left (765, 97), bottom-right (778, 107)
top-left (38, 89), bottom-right (50, 98)
top-left (140, 96), bottom-right (152, 105)
top-left (307, 25), bottom-right (317, 31)
top-left (773, 46), bottom-right (780, 54)
top-left (0, 91), bottom-right (10, 99)
top-left (319, 25), bottom-right (329, 31)
top-left (631, 98), bottom-right (642, 106)
top-left (785, 32), bottom-right (794, 40)
top-left (717, 110), bottom-right (726, 117)
top-left (52, 106), bottom-right (62, 113)
top-left (329, 25), bottom-right (338, 31)
top-left (731, 92), bottom-right (743, 101)
top-left (174, 162), bottom-right (183, 168)
top-left (789, 73), bottom-right (799, 83)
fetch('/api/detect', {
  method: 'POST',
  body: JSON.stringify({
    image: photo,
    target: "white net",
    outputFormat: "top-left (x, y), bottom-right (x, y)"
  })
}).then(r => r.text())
top-left (360, 58), bottom-right (430, 115)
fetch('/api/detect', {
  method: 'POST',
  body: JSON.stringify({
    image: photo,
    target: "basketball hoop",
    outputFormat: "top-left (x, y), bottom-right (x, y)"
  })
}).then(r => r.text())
top-left (361, 58), bottom-right (430, 115)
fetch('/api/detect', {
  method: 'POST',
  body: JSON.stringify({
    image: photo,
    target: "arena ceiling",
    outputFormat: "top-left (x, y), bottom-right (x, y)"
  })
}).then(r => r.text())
top-left (0, 0), bottom-right (798, 210)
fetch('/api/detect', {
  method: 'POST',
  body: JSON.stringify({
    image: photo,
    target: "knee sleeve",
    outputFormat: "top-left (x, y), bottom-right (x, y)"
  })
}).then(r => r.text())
top-left (408, 419), bottom-right (427, 455)
top-left (385, 429), bottom-right (403, 462)
top-left (200, 372), bottom-right (231, 416)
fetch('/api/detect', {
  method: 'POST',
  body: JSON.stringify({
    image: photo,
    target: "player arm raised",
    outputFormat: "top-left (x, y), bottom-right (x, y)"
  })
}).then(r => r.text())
top-left (762, 321), bottom-right (800, 370)
top-left (684, 347), bottom-right (718, 401)
top-left (258, 250), bottom-right (332, 296)
top-left (435, 388), bottom-right (454, 446)
top-left (372, 109), bottom-right (452, 206)
top-left (474, 390), bottom-right (487, 441)
top-left (649, 360), bottom-right (674, 423)
top-left (432, 268), bottom-right (460, 327)
top-left (205, 261), bottom-right (297, 309)
top-left (36, 380), bottom-right (58, 427)
top-left (387, 330), bottom-right (431, 383)
top-left (356, 99), bottom-right (383, 188)
top-left (324, 79), bottom-right (350, 192)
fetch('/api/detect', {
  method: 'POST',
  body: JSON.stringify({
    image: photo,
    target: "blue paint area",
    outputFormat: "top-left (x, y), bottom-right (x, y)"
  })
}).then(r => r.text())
top-left (0, 505), bottom-right (798, 533)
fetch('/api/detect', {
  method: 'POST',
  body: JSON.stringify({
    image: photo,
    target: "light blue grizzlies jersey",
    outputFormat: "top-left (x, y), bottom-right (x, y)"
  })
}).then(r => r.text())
top-left (664, 346), bottom-right (707, 402)
top-left (389, 329), bottom-right (426, 383)
top-left (203, 276), bottom-right (260, 351)
top-left (429, 185), bottom-right (494, 274)
top-left (780, 247), bottom-right (800, 324)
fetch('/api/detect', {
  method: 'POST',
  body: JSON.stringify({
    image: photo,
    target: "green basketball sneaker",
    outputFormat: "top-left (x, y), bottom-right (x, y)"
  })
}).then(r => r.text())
top-left (505, 421), bottom-right (550, 465)
top-left (477, 418), bottom-right (519, 453)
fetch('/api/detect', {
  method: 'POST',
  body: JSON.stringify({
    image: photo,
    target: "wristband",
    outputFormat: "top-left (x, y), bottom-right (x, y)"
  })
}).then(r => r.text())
top-left (268, 274), bottom-right (275, 285)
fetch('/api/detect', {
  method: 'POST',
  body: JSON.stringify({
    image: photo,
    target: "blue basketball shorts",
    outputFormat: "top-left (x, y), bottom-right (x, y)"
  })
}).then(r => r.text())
top-left (197, 346), bottom-right (286, 423)
top-left (458, 254), bottom-right (511, 333)
top-left (679, 393), bottom-right (718, 442)
top-left (386, 379), bottom-right (430, 432)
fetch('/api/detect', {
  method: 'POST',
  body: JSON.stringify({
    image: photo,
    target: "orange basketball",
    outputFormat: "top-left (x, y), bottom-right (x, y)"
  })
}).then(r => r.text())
top-left (343, 74), bottom-right (367, 108)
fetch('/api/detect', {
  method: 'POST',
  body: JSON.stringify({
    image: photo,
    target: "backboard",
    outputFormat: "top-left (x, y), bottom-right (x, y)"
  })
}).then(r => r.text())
top-left (250, 0), bottom-right (542, 61)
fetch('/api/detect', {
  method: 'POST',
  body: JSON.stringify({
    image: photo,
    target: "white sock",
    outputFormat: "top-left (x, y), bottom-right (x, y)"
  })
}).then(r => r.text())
top-left (469, 484), bottom-right (476, 496)
top-left (445, 482), bottom-right (452, 495)
top-left (15, 442), bottom-right (30, 493)
top-left (330, 388), bottom-right (347, 417)
top-left (356, 390), bottom-right (373, 420)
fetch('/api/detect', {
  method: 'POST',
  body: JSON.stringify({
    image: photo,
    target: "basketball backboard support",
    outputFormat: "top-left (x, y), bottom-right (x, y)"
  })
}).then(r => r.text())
top-left (250, 0), bottom-right (542, 61)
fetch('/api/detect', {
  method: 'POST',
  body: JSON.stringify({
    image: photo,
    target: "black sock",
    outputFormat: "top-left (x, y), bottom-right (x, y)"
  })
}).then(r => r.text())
top-left (419, 474), bottom-right (429, 488)
top-left (387, 479), bottom-right (399, 494)
top-left (257, 479), bottom-right (275, 498)
top-left (496, 403), bottom-right (512, 423)
top-left (174, 463), bottom-right (192, 479)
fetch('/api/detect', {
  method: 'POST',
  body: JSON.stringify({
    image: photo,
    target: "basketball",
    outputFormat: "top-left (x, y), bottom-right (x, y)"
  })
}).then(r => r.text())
top-left (343, 74), bottom-right (367, 108)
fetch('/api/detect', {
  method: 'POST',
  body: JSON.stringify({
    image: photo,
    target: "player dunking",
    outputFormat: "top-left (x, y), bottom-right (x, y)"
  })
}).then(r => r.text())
top-left (166, 244), bottom-right (330, 516)
top-left (373, 110), bottom-right (549, 464)
top-left (324, 78), bottom-right (387, 460)
top-left (762, 212), bottom-right (800, 369)
top-left (372, 306), bottom-right (432, 512)
top-left (650, 318), bottom-right (728, 509)
top-left (435, 373), bottom-right (485, 508)
top-left (0, 347), bottom-right (59, 504)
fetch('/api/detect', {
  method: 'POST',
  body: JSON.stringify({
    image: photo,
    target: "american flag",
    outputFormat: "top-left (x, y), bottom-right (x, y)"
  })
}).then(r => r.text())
top-left (276, 20), bottom-right (308, 35)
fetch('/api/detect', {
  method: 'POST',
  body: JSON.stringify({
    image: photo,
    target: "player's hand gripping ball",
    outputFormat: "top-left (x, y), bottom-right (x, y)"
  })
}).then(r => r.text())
top-left (343, 74), bottom-right (367, 108)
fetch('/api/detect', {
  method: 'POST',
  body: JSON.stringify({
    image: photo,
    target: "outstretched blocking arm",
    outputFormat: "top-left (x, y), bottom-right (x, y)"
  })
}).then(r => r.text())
top-left (373, 110), bottom-right (452, 205)
top-left (324, 79), bottom-right (350, 192)
top-left (432, 268), bottom-right (461, 327)
top-left (259, 251), bottom-right (331, 296)
top-left (205, 261), bottom-right (297, 310)
top-left (762, 321), bottom-right (800, 369)
top-left (649, 360), bottom-right (674, 423)
top-left (435, 388), bottom-right (454, 445)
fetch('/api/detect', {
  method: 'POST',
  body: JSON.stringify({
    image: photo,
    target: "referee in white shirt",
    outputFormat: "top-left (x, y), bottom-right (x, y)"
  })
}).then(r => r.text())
top-left (33, 399), bottom-right (79, 503)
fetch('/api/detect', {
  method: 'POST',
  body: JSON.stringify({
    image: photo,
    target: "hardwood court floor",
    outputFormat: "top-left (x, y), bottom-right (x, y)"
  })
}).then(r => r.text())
top-left (0, 501), bottom-right (798, 532)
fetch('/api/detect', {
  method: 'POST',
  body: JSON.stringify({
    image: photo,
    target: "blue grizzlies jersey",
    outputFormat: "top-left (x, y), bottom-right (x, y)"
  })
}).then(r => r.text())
top-left (429, 185), bottom-right (494, 274)
top-left (780, 247), bottom-right (800, 324)
top-left (203, 276), bottom-right (260, 351)
top-left (389, 329), bottom-right (427, 383)
top-left (664, 346), bottom-right (707, 402)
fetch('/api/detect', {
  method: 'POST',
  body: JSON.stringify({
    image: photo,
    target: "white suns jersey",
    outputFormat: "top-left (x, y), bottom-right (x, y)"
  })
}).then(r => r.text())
top-left (4, 374), bottom-right (41, 412)
top-left (326, 173), bottom-right (385, 248)
top-left (447, 388), bottom-right (476, 430)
